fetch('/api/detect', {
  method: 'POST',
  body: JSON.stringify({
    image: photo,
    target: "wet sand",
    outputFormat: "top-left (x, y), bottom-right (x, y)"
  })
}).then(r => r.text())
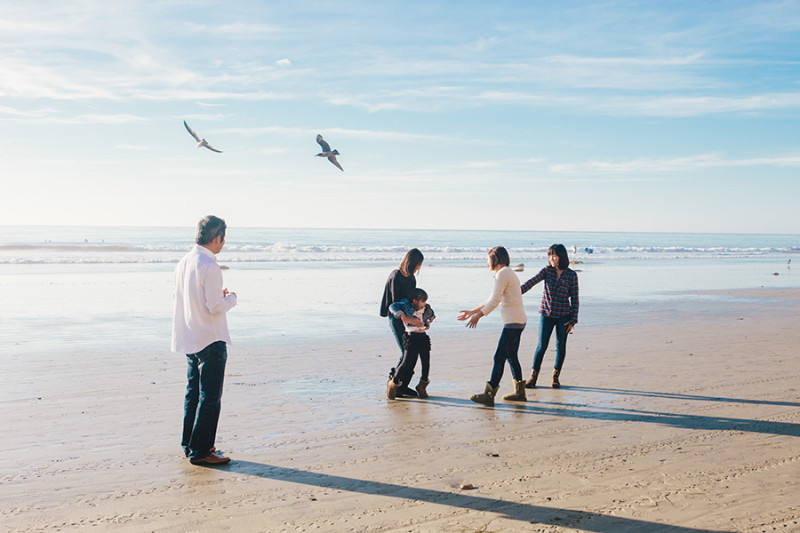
top-left (2, 289), bottom-right (799, 532)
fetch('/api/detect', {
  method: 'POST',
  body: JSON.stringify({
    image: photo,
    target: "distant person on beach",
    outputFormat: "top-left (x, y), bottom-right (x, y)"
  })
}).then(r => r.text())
top-left (458, 246), bottom-right (527, 406)
top-left (386, 288), bottom-right (436, 400)
top-left (380, 248), bottom-right (424, 397)
top-left (171, 215), bottom-right (237, 465)
top-left (521, 244), bottom-right (579, 389)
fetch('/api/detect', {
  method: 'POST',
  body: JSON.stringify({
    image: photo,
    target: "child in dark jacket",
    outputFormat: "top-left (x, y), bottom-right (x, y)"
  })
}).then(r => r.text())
top-left (386, 288), bottom-right (435, 400)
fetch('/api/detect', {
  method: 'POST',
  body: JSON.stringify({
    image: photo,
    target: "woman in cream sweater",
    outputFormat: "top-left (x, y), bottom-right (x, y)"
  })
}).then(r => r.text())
top-left (458, 246), bottom-right (527, 406)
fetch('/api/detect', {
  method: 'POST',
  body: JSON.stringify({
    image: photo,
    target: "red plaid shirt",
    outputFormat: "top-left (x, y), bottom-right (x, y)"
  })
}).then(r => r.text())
top-left (520, 266), bottom-right (579, 325)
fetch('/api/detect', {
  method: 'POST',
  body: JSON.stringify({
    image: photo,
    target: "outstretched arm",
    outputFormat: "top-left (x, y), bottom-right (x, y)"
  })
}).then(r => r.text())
top-left (520, 268), bottom-right (547, 295)
top-left (457, 306), bottom-right (484, 329)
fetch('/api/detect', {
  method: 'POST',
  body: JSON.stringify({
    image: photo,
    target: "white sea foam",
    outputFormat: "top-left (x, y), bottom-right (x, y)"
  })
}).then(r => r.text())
top-left (1, 226), bottom-right (798, 265)
top-left (1, 243), bottom-right (798, 265)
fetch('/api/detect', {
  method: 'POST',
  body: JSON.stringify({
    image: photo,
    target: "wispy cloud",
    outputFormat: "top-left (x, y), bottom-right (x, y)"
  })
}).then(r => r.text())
top-left (217, 125), bottom-right (456, 143)
top-left (114, 144), bottom-right (150, 151)
top-left (619, 93), bottom-right (800, 117)
top-left (550, 153), bottom-right (800, 174)
top-left (182, 21), bottom-right (288, 39)
top-left (0, 110), bottom-right (151, 125)
top-left (0, 105), bottom-right (55, 118)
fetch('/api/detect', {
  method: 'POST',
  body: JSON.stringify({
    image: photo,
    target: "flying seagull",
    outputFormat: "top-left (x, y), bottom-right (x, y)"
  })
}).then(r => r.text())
top-left (184, 121), bottom-right (222, 153)
top-left (316, 134), bottom-right (343, 171)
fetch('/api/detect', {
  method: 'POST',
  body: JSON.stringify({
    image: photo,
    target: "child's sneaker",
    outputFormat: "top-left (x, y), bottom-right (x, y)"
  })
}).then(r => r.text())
top-left (415, 379), bottom-right (430, 399)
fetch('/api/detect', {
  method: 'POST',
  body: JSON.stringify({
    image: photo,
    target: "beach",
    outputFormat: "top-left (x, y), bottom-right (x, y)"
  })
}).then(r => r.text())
top-left (3, 286), bottom-right (799, 532)
top-left (5, 0), bottom-right (800, 529)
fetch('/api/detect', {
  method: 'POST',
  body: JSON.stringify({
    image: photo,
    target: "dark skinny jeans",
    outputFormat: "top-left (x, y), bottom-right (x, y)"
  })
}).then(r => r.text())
top-left (489, 326), bottom-right (525, 388)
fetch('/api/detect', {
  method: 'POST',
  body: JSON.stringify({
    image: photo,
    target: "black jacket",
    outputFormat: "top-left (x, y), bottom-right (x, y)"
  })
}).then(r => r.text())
top-left (379, 269), bottom-right (416, 317)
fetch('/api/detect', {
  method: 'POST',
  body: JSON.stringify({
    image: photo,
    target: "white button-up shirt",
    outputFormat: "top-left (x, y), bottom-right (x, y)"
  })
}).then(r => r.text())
top-left (171, 245), bottom-right (237, 354)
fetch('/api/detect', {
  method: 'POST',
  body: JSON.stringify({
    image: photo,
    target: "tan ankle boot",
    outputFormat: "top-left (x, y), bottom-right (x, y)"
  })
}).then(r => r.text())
top-left (502, 380), bottom-right (527, 402)
top-left (415, 379), bottom-right (430, 399)
top-left (525, 369), bottom-right (539, 389)
top-left (386, 379), bottom-right (398, 400)
top-left (552, 369), bottom-right (561, 389)
top-left (470, 382), bottom-right (499, 406)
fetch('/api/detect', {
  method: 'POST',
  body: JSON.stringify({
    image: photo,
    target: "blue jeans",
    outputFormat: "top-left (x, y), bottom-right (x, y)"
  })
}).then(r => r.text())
top-left (389, 315), bottom-right (405, 356)
top-left (532, 314), bottom-right (569, 372)
top-left (182, 341), bottom-right (227, 460)
top-left (489, 326), bottom-right (524, 388)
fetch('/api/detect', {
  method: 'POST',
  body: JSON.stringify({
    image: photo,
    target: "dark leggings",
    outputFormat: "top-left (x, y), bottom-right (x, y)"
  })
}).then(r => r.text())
top-left (393, 333), bottom-right (431, 385)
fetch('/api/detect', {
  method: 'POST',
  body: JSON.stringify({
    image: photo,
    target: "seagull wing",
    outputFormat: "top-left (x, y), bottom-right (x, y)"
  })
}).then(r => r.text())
top-left (204, 144), bottom-right (223, 153)
top-left (184, 121), bottom-right (202, 142)
top-left (328, 155), bottom-right (344, 171)
top-left (316, 135), bottom-right (331, 152)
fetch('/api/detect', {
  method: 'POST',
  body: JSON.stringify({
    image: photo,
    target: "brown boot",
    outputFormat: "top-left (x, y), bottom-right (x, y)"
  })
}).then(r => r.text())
top-left (525, 369), bottom-right (539, 389)
top-left (470, 382), bottom-right (499, 406)
top-left (386, 379), bottom-right (398, 400)
top-left (552, 369), bottom-right (561, 389)
top-left (415, 379), bottom-right (430, 399)
top-left (502, 380), bottom-right (527, 402)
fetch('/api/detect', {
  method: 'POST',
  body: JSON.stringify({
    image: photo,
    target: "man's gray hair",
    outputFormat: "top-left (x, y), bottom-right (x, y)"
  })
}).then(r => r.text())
top-left (196, 215), bottom-right (226, 245)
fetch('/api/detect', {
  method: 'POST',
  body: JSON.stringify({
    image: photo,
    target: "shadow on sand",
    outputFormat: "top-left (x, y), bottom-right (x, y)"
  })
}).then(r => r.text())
top-left (407, 390), bottom-right (800, 437)
top-left (208, 460), bottom-right (728, 532)
top-left (571, 386), bottom-right (800, 409)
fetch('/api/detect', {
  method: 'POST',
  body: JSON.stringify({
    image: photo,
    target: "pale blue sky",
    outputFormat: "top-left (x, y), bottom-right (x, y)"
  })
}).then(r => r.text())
top-left (2, 1), bottom-right (799, 232)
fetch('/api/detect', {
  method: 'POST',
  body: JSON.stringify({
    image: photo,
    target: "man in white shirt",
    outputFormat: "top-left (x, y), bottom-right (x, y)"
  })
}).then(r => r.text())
top-left (172, 215), bottom-right (237, 465)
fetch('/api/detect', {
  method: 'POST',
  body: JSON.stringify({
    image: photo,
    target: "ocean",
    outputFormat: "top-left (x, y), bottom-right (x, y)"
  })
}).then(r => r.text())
top-left (2, 226), bottom-right (798, 350)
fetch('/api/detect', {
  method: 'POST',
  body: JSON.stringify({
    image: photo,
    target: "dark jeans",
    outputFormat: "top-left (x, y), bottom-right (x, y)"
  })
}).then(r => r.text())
top-left (532, 314), bottom-right (569, 372)
top-left (389, 315), bottom-right (405, 356)
top-left (182, 340), bottom-right (227, 460)
top-left (393, 332), bottom-right (431, 385)
top-left (489, 326), bottom-right (524, 388)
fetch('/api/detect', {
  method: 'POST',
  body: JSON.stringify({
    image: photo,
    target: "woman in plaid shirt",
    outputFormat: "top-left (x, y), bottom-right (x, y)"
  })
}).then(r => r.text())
top-left (520, 244), bottom-right (579, 389)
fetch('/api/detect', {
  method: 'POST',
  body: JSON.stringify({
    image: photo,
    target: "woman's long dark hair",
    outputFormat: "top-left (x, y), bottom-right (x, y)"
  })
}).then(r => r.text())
top-left (548, 244), bottom-right (569, 270)
top-left (399, 248), bottom-right (424, 277)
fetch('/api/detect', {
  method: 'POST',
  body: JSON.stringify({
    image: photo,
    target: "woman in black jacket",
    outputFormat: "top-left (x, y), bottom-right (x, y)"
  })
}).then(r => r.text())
top-left (380, 248), bottom-right (424, 395)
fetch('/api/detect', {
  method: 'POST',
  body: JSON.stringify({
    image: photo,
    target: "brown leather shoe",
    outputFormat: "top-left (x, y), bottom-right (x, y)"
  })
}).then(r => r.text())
top-left (190, 452), bottom-right (231, 465)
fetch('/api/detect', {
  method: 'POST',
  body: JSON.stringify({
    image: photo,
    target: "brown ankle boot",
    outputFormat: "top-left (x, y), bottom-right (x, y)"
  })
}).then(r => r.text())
top-left (415, 379), bottom-right (430, 399)
top-left (470, 382), bottom-right (499, 406)
top-left (525, 369), bottom-right (539, 389)
top-left (552, 369), bottom-right (561, 389)
top-left (502, 380), bottom-right (527, 402)
top-left (386, 379), bottom-right (398, 400)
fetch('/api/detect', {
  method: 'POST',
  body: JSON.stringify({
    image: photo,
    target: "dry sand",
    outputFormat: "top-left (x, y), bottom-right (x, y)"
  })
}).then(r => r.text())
top-left (2, 289), bottom-right (799, 532)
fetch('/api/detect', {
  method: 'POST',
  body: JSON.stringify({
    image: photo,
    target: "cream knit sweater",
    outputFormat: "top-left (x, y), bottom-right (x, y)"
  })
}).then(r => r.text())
top-left (480, 265), bottom-right (527, 326)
